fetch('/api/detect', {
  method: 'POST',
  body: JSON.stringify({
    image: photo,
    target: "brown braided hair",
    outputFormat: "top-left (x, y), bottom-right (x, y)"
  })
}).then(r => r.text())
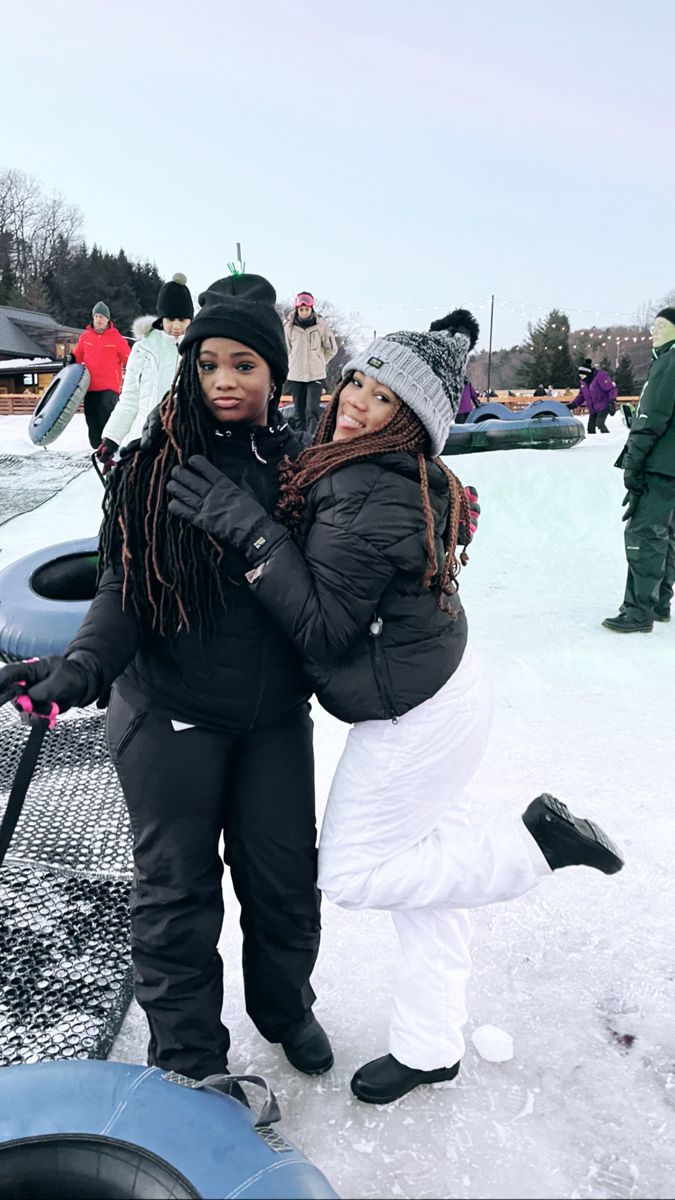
top-left (276, 376), bottom-right (473, 604)
top-left (98, 342), bottom-right (234, 637)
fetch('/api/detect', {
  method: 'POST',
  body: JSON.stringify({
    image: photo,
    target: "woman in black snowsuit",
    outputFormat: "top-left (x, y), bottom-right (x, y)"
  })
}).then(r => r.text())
top-left (164, 309), bottom-right (625, 1105)
top-left (0, 275), bottom-right (332, 1082)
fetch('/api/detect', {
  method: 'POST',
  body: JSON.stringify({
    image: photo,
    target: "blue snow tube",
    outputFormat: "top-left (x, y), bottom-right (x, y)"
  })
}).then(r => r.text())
top-left (444, 401), bottom-right (584, 454)
top-left (28, 364), bottom-right (90, 446)
top-left (0, 1061), bottom-right (338, 1199)
top-left (0, 538), bottom-right (98, 662)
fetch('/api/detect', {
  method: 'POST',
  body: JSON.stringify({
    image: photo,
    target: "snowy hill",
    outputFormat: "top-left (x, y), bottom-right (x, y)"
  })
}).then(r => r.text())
top-left (1, 414), bottom-right (674, 1200)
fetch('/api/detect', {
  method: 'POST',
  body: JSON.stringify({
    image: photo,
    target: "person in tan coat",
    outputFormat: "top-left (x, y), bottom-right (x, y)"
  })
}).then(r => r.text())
top-left (283, 291), bottom-right (337, 434)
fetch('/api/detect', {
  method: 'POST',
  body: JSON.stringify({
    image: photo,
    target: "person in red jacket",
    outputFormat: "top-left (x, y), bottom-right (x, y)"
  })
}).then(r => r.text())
top-left (70, 301), bottom-right (131, 448)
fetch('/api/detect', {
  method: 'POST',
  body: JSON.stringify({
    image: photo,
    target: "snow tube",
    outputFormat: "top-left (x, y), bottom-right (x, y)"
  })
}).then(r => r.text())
top-left (0, 538), bottom-right (98, 662)
top-left (466, 399), bottom-right (574, 424)
top-left (466, 401), bottom-right (517, 423)
top-left (443, 412), bottom-right (584, 455)
top-left (28, 364), bottom-right (90, 446)
top-left (0, 1060), bottom-right (338, 1199)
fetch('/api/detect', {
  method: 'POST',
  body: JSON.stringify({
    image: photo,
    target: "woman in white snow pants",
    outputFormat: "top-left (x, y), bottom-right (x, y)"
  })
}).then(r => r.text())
top-left (317, 644), bottom-right (554, 1074)
top-left (191, 308), bottom-right (625, 1103)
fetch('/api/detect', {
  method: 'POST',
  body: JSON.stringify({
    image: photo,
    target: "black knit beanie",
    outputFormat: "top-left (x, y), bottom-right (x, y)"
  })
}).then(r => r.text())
top-left (656, 306), bottom-right (675, 327)
top-left (180, 273), bottom-right (288, 387)
top-left (156, 273), bottom-right (194, 320)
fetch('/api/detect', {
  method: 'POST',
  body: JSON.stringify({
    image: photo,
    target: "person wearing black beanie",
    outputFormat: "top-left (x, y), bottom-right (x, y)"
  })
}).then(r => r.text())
top-left (0, 272), bottom-right (333, 1083)
top-left (603, 304), bottom-right (675, 632)
top-left (97, 273), bottom-right (195, 467)
top-left (181, 273), bottom-right (288, 397)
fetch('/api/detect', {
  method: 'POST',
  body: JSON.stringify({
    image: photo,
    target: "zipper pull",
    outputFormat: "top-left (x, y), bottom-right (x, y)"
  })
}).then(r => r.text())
top-left (250, 432), bottom-right (268, 464)
top-left (369, 616), bottom-right (383, 637)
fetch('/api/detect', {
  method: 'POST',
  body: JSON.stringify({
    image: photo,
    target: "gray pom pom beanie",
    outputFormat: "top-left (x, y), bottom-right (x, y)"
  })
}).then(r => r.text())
top-left (342, 310), bottom-right (479, 455)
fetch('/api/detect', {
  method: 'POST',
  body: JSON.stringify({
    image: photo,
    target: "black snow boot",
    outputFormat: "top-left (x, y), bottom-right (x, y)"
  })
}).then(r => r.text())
top-left (280, 1013), bottom-right (334, 1075)
top-left (602, 613), bottom-right (653, 633)
top-left (351, 1054), bottom-right (460, 1104)
top-left (522, 794), bottom-right (624, 875)
top-left (654, 607), bottom-right (671, 622)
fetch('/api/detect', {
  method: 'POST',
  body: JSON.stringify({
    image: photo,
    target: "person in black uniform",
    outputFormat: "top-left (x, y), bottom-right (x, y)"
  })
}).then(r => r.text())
top-left (0, 274), bottom-right (332, 1083)
top-left (603, 306), bottom-right (675, 632)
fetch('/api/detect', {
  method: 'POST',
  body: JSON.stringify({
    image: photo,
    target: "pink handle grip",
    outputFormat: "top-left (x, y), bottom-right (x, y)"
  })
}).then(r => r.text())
top-left (14, 695), bottom-right (60, 730)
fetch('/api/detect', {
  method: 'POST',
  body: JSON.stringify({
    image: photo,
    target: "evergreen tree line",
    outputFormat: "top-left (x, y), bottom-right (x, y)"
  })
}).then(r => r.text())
top-left (0, 168), bottom-right (163, 336)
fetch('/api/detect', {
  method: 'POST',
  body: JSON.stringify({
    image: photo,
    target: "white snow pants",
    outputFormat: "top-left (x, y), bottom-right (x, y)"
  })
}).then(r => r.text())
top-left (318, 645), bottom-right (551, 1071)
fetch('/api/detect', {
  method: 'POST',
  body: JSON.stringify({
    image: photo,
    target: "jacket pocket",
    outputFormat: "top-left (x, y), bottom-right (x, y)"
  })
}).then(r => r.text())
top-left (112, 711), bottom-right (148, 760)
top-left (369, 630), bottom-right (399, 720)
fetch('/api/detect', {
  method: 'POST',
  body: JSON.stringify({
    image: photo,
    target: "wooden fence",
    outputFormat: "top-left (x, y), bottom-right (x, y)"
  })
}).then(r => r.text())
top-left (1, 392), bottom-right (640, 419)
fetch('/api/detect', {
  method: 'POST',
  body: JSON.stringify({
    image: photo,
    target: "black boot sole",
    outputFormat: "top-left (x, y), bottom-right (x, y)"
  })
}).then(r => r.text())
top-left (351, 1061), bottom-right (459, 1104)
top-left (601, 621), bottom-right (653, 633)
top-left (539, 794), bottom-right (624, 874)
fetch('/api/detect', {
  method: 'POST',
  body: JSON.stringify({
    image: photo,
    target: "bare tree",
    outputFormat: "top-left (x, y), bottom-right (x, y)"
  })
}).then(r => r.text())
top-left (0, 167), bottom-right (83, 300)
top-left (635, 288), bottom-right (675, 331)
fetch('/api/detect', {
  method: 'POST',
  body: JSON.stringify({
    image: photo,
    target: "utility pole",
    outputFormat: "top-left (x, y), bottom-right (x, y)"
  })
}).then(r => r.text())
top-left (486, 294), bottom-right (495, 395)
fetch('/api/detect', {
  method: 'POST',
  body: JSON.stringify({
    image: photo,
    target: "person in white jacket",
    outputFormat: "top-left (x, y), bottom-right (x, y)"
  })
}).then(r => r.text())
top-left (96, 273), bottom-right (193, 471)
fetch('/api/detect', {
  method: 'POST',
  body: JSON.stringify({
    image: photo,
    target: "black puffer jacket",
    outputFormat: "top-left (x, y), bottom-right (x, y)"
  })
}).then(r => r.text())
top-left (249, 453), bottom-right (468, 722)
top-left (66, 421), bottom-right (311, 731)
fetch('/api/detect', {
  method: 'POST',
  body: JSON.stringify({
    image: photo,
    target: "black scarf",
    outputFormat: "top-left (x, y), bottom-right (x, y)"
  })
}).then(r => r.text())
top-left (294, 313), bottom-right (317, 330)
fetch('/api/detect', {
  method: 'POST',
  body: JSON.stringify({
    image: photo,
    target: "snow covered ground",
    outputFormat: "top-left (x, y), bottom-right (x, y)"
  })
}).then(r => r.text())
top-left (1, 413), bottom-right (674, 1200)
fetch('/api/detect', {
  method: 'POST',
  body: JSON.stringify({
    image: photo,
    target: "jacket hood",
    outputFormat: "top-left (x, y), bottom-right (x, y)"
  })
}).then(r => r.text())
top-left (132, 314), bottom-right (157, 341)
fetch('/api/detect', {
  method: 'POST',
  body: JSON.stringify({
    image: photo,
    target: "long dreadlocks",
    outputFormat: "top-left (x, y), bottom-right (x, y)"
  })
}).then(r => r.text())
top-left (276, 377), bottom-right (473, 604)
top-left (98, 343), bottom-right (228, 637)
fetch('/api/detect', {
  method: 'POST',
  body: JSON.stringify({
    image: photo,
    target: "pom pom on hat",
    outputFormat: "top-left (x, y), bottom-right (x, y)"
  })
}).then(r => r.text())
top-left (429, 308), bottom-right (480, 350)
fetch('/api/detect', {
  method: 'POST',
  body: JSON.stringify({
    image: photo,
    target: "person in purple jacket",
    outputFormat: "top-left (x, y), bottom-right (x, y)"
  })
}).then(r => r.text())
top-left (454, 374), bottom-right (479, 424)
top-left (567, 358), bottom-right (617, 433)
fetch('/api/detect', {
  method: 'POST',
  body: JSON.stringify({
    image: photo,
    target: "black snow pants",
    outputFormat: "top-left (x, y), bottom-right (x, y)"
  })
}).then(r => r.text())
top-left (106, 687), bottom-right (321, 1079)
top-left (288, 380), bottom-right (324, 435)
top-left (622, 473), bottom-right (675, 622)
top-left (84, 389), bottom-right (119, 448)
top-left (587, 408), bottom-right (609, 433)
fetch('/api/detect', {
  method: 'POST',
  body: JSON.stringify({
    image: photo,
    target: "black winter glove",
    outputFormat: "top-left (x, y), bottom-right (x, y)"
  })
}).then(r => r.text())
top-left (96, 437), bottom-right (119, 475)
top-left (623, 468), bottom-right (646, 494)
top-left (621, 491), bottom-right (641, 522)
top-left (0, 654), bottom-right (102, 716)
top-left (167, 455), bottom-right (289, 565)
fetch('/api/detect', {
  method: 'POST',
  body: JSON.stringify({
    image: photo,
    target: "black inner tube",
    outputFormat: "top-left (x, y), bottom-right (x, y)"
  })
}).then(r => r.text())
top-left (30, 553), bottom-right (99, 602)
top-left (0, 1135), bottom-right (201, 1200)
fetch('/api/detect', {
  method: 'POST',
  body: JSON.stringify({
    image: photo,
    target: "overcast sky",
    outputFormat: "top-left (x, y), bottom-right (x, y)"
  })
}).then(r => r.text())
top-left (3, 0), bottom-right (672, 348)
